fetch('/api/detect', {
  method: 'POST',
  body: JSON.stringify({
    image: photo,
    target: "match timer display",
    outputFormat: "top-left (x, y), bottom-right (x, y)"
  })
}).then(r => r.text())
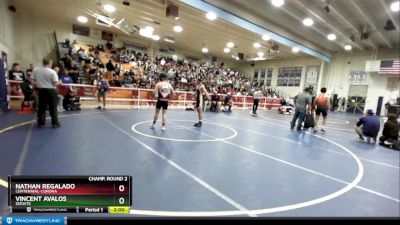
top-left (8, 176), bottom-right (132, 214)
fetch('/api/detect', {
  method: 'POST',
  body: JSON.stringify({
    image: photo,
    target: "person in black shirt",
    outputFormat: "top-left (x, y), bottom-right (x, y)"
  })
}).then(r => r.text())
top-left (63, 89), bottom-right (81, 111)
top-left (106, 41), bottom-right (113, 50)
top-left (9, 63), bottom-right (25, 81)
top-left (210, 90), bottom-right (220, 112)
top-left (379, 114), bottom-right (399, 149)
top-left (19, 70), bottom-right (37, 111)
top-left (222, 92), bottom-right (233, 112)
top-left (106, 60), bottom-right (115, 73)
top-left (67, 61), bottom-right (79, 83)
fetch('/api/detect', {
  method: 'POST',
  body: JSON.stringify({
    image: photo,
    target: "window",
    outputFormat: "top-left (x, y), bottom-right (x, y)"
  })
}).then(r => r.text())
top-left (253, 69), bottom-right (259, 83)
top-left (277, 67), bottom-right (302, 87)
top-left (260, 69), bottom-right (266, 79)
top-left (265, 68), bottom-right (272, 86)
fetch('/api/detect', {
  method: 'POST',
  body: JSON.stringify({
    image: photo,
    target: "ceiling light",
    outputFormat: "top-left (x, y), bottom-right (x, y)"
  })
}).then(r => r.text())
top-left (202, 47), bottom-right (209, 53)
top-left (236, 56), bottom-right (240, 60)
top-left (173, 25), bottom-right (183, 33)
top-left (262, 34), bottom-right (271, 41)
top-left (103, 4), bottom-right (116, 13)
top-left (152, 35), bottom-right (160, 41)
top-left (164, 39), bottom-right (175, 43)
top-left (206, 12), bottom-right (217, 21)
top-left (271, 0), bottom-right (284, 7)
top-left (292, 47), bottom-right (299, 53)
top-left (77, 16), bottom-right (88, 23)
top-left (139, 26), bottom-right (154, 38)
top-left (302, 18), bottom-right (314, 26)
top-left (391, 1), bottom-right (399, 12)
top-left (344, 45), bottom-right (352, 51)
top-left (327, 33), bottom-right (337, 41)
top-left (257, 52), bottom-right (265, 57)
top-left (227, 42), bottom-right (234, 48)
top-left (223, 48), bottom-right (231, 53)
top-left (253, 42), bottom-right (261, 48)
top-left (174, 17), bottom-right (180, 20)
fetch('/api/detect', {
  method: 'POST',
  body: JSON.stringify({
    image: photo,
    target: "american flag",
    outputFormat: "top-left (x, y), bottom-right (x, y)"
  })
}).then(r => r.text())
top-left (379, 59), bottom-right (400, 75)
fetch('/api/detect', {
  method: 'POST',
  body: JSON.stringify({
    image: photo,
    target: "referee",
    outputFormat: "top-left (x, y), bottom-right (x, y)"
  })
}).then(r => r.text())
top-left (33, 59), bottom-right (60, 128)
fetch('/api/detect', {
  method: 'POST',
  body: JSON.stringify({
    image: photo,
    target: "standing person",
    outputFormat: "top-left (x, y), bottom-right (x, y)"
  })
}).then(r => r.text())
top-left (94, 75), bottom-right (109, 110)
top-left (193, 80), bottom-right (210, 127)
top-left (32, 59), bottom-right (60, 128)
top-left (150, 73), bottom-right (175, 131)
top-left (252, 87), bottom-right (262, 115)
top-left (355, 109), bottom-right (380, 143)
top-left (290, 87), bottom-right (312, 131)
top-left (314, 87), bottom-right (331, 133)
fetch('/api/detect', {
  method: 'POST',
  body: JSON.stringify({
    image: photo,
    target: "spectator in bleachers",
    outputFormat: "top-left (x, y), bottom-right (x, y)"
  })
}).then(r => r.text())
top-left (106, 41), bottom-right (113, 50)
top-left (59, 69), bottom-right (73, 85)
top-left (67, 61), bottom-right (80, 84)
top-left (63, 42), bottom-right (287, 101)
top-left (28, 64), bottom-right (35, 72)
top-left (106, 60), bottom-right (115, 73)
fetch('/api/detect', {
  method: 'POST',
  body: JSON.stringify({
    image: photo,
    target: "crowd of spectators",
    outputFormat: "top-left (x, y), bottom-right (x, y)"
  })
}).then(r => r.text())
top-left (57, 40), bottom-right (284, 98)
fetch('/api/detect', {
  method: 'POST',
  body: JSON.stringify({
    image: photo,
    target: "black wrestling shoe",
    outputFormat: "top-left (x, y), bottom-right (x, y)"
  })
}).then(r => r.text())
top-left (193, 122), bottom-right (202, 127)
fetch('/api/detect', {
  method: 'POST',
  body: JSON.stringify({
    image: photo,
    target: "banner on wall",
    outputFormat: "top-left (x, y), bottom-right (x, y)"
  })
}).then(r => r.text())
top-left (348, 71), bottom-right (366, 83)
top-left (305, 65), bottom-right (320, 84)
top-left (0, 52), bottom-right (10, 112)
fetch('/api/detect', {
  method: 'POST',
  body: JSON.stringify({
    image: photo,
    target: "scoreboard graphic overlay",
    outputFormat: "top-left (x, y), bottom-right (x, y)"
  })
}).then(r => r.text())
top-left (8, 176), bottom-right (132, 214)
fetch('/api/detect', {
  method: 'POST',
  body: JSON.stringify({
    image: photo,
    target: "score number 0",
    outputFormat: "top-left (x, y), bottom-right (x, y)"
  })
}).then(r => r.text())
top-left (118, 184), bottom-right (126, 205)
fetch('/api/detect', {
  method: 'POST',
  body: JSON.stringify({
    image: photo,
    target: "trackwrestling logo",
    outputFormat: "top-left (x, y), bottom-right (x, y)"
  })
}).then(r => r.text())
top-left (2, 216), bottom-right (64, 224)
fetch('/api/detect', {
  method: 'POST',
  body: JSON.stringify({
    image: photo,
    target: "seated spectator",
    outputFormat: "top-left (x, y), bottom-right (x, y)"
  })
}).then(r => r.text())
top-left (379, 114), bottom-right (399, 150)
top-left (279, 98), bottom-right (294, 115)
top-left (59, 69), bottom-right (73, 84)
top-left (67, 61), bottom-right (80, 83)
top-left (106, 60), bottom-right (115, 73)
top-left (222, 92), bottom-right (233, 112)
top-left (9, 63), bottom-right (25, 81)
top-left (106, 40), bottom-right (113, 50)
top-left (209, 90), bottom-right (221, 112)
top-left (63, 89), bottom-right (81, 111)
top-left (355, 109), bottom-right (380, 144)
top-left (19, 70), bottom-right (37, 111)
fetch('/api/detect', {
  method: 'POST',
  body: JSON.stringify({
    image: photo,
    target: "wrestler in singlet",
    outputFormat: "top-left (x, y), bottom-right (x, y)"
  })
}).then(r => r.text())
top-left (156, 82), bottom-right (173, 110)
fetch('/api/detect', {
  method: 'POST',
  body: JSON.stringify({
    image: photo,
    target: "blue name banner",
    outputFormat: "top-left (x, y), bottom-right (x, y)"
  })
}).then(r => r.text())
top-left (2, 216), bottom-right (65, 225)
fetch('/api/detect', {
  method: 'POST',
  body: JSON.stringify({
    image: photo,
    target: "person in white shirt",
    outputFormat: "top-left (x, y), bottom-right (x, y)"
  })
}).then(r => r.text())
top-left (252, 87), bottom-right (263, 115)
top-left (32, 59), bottom-right (60, 128)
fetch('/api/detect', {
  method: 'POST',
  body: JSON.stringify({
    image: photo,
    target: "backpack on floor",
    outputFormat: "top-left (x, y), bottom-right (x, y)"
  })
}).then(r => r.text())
top-left (304, 113), bottom-right (314, 129)
top-left (393, 140), bottom-right (400, 151)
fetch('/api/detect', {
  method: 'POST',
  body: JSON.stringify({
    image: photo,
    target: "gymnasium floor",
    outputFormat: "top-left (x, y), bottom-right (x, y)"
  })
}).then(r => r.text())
top-left (0, 109), bottom-right (399, 217)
